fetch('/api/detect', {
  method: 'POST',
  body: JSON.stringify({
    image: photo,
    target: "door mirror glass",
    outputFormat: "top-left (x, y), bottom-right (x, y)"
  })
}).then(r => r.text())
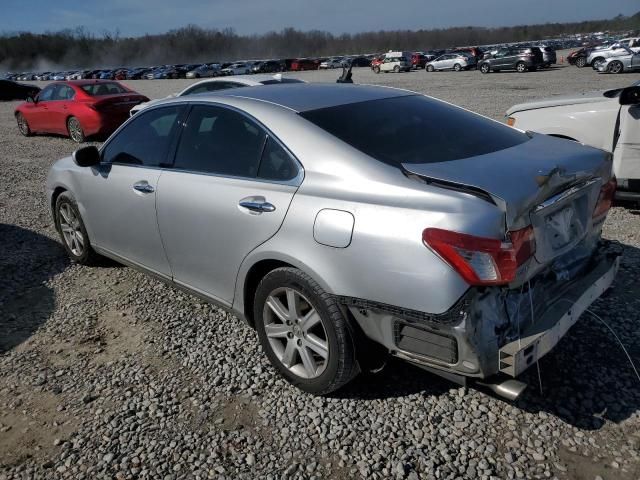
top-left (72, 145), bottom-right (101, 167)
top-left (619, 86), bottom-right (640, 105)
top-left (26, 95), bottom-right (35, 103)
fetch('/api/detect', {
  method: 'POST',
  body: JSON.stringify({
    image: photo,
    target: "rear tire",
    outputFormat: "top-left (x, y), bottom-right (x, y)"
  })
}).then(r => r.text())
top-left (254, 267), bottom-right (359, 395)
top-left (426, 65), bottom-right (434, 72)
top-left (55, 192), bottom-right (102, 265)
top-left (575, 57), bottom-right (586, 68)
top-left (67, 116), bottom-right (85, 143)
top-left (480, 63), bottom-right (490, 74)
top-left (373, 66), bottom-right (380, 74)
top-left (393, 65), bottom-right (400, 73)
top-left (516, 62), bottom-right (527, 73)
top-left (16, 112), bottom-right (32, 136)
top-left (453, 63), bottom-right (461, 72)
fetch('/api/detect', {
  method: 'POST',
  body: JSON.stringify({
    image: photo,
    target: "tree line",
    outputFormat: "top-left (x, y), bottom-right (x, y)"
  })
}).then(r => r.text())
top-left (1, 12), bottom-right (638, 70)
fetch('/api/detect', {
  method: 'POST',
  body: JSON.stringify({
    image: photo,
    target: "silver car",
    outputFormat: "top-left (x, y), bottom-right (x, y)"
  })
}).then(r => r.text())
top-left (426, 53), bottom-right (476, 71)
top-left (597, 48), bottom-right (640, 74)
top-left (47, 84), bottom-right (619, 398)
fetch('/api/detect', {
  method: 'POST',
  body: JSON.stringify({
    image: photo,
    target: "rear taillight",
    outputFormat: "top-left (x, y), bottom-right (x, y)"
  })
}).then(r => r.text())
top-left (422, 227), bottom-right (535, 286)
top-left (593, 178), bottom-right (616, 219)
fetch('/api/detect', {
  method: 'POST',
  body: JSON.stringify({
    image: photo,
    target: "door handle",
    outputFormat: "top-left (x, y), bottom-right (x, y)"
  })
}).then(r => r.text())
top-left (133, 181), bottom-right (155, 193)
top-left (239, 200), bottom-right (276, 213)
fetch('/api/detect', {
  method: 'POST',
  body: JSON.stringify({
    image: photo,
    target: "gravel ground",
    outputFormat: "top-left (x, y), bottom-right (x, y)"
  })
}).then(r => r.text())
top-left (1, 56), bottom-right (640, 480)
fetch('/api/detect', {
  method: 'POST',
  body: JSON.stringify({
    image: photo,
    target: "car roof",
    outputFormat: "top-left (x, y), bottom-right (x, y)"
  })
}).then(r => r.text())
top-left (199, 83), bottom-right (413, 112)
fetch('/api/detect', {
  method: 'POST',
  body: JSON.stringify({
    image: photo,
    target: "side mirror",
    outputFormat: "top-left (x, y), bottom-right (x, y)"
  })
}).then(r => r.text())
top-left (619, 86), bottom-right (640, 105)
top-left (72, 145), bottom-right (101, 167)
top-left (26, 95), bottom-right (36, 103)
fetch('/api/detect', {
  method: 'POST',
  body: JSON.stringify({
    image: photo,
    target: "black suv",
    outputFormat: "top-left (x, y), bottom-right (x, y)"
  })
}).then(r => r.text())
top-left (478, 46), bottom-right (543, 73)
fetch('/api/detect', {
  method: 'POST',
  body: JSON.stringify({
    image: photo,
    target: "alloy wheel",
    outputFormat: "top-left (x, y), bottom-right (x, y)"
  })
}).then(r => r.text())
top-left (58, 203), bottom-right (85, 256)
top-left (68, 117), bottom-right (84, 143)
top-left (16, 113), bottom-right (29, 135)
top-left (262, 287), bottom-right (329, 379)
top-left (609, 61), bottom-right (623, 74)
top-left (576, 57), bottom-right (586, 68)
top-left (454, 64), bottom-right (461, 71)
top-left (516, 62), bottom-right (526, 72)
top-left (481, 64), bottom-right (490, 73)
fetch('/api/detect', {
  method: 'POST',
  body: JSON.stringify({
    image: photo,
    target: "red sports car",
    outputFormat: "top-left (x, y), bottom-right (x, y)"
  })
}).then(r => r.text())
top-left (14, 80), bottom-right (149, 143)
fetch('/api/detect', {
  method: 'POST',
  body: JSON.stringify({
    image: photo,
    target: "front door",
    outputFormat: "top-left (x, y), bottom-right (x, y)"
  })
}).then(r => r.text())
top-left (156, 104), bottom-right (301, 304)
top-left (79, 104), bottom-right (186, 277)
top-left (613, 104), bottom-right (640, 184)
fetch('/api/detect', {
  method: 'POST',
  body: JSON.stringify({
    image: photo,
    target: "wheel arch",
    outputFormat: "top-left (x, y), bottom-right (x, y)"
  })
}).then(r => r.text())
top-left (234, 254), bottom-right (334, 328)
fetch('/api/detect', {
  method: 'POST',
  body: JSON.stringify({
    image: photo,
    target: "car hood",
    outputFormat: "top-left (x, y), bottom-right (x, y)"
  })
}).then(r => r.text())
top-left (506, 91), bottom-right (612, 115)
top-left (402, 132), bottom-right (611, 228)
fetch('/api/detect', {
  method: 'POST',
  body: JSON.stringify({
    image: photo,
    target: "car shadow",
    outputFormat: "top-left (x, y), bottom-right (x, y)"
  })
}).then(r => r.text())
top-left (334, 242), bottom-right (640, 430)
top-left (0, 224), bottom-right (69, 353)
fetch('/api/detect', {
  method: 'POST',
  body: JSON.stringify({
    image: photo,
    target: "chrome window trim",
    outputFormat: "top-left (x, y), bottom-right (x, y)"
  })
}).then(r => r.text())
top-left (98, 101), bottom-right (305, 187)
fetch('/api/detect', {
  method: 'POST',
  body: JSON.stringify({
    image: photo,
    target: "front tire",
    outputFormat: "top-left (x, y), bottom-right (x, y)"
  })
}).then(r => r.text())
top-left (516, 62), bottom-right (527, 73)
top-left (575, 57), bottom-right (586, 68)
top-left (393, 65), bottom-right (400, 73)
top-left (373, 66), bottom-right (380, 74)
top-left (608, 61), bottom-right (624, 74)
top-left (480, 63), bottom-right (490, 74)
top-left (16, 112), bottom-right (32, 136)
top-left (426, 65), bottom-right (434, 72)
top-left (55, 192), bottom-right (101, 265)
top-left (67, 116), bottom-right (85, 143)
top-left (453, 63), bottom-right (461, 72)
top-left (254, 267), bottom-right (359, 395)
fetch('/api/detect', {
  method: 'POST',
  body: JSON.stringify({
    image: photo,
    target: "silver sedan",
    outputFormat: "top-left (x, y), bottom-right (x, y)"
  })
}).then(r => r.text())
top-left (47, 84), bottom-right (619, 398)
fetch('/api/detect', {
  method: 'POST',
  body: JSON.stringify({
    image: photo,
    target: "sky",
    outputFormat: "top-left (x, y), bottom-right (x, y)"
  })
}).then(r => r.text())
top-left (1, 0), bottom-right (637, 37)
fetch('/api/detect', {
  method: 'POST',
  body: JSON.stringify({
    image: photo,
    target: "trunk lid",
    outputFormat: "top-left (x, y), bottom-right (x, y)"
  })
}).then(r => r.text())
top-left (403, 133), bottom-right (612, 277)
top-left (90, 94), bottom-right (148, 114)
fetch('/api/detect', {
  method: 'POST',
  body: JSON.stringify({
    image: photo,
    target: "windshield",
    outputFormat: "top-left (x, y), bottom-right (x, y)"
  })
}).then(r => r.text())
top-left (81, 82), bottom-right (128, 96)
top-left (300, 95), bottom-right (529, 166)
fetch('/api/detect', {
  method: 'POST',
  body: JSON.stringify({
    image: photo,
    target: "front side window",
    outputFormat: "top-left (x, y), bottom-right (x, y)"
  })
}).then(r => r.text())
top-left (38, 85), bottom-right (55, 101)
top-left (53, 85), bottom-right (75, 100)
top-left (173, 105), bottom-right (266, 178)
top-left (300, 95), bottom-right (529, 166)
top-left (102, 106), bottom-right (182, 167)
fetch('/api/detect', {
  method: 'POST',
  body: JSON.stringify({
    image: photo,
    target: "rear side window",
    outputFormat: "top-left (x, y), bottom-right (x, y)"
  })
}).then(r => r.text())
top-left (258, 137), bottom-right (297, 181)
top-left (300, 95), bottom-right (529, 166)
top-left (102, 106), bottom-right (182, 167)
top-left (173, 105), bottom-right (266, 178)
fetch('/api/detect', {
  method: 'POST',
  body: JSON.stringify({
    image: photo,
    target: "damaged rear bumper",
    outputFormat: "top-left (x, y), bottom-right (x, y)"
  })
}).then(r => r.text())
top-left (343, 243), bottom-right (621, 384)
top-left (498, 252), bottom-right (619, 376)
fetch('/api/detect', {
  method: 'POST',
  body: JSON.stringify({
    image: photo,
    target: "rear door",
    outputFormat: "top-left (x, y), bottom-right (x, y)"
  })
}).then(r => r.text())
top-left (156, 104), bottom-right (301, 304)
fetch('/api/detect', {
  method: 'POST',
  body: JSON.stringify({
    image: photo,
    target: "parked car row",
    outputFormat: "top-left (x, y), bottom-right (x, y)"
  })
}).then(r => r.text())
top-left (566, 37), bottom-right (640, 71)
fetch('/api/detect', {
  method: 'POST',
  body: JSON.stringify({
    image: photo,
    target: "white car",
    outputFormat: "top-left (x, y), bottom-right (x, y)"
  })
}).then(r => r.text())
top-left (130, 75), bottom-right (305, 116)
top-left (506, 81), bottom-right (640, 201)
top-left (596, 48), bottom-right (640, 74)
top-left (221, 62), bottom-right (251, 76)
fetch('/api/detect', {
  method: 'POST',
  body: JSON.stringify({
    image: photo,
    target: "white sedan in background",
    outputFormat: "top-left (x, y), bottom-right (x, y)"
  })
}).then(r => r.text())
top-left (130, 75), bottom-right (305, 116)
top-left (506, 81), bottom-right (640, 201)
top-left (221, 62), bottom-right (251, 76)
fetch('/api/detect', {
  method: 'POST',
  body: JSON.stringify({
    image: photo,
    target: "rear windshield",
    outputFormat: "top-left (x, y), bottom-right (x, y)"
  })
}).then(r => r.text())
top-left (81, 82), bottom-right (128, 96)
top-left (300, 95), bottom-right (529, 166)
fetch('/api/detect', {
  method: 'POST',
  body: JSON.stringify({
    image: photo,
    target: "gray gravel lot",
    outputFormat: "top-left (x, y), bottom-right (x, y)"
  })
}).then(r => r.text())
top-left (1, 57), bottom-right (640, 480)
